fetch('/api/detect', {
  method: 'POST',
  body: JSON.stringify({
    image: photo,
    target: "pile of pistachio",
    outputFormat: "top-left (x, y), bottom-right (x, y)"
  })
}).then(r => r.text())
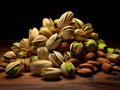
top-left (1, 11), bottom-right (120, 79)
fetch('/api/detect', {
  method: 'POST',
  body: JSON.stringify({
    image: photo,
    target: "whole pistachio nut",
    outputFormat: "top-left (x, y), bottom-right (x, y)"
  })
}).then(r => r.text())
top-left (3, 51), bottom-right (17, 60)
top-left (5, 60), bottom-right (24, 77)
top-left (63, 51), bottom-right (72, 61)
top-left (72, 18), bottom-right (84, 29)
top-left (11, 42), bottom-right (20, 54)
top-left (41, 67), bottom-right (61, 80)
top-left (42, 18), bottom-right (55, 29)
top-left (49, 51), bottom-right (64, 67)
top-left (61, 61), bottom-right (76, 78)
top-left (30, 60), bottom-right (53, 75)
top-left (17, 49), bottom-right (27, 59)
top-left (32, 35), bottom-right (47, 47)
top-left (30, 55), bottom-right (39, 63)
top-left (37, 46), bottom-right (49, 59)
top-left (84, 39), bottom-right (97, 52)
top-left (70, 41), bottom-right (84, 54)
top-left (28, 27), bottom-right (39, 43)
top-left (59, 26), bottom-right (74, 40)
top-left (57, 11), bottom-right (74, 28)
top-left (46, 33), bottom-right (62, 50)
top-left (20, 38), bottom-right (30, 49)
top-left (39, 27), bottom-right (53, 38)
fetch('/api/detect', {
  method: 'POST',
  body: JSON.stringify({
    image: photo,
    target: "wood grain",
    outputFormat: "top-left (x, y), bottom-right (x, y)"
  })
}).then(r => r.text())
top-left (0, 40), bottom-right (120, 90)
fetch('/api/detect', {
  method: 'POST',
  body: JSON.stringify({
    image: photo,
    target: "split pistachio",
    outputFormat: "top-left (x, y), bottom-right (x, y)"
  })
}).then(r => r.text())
top-left (57, 11), bottom-right (74, 28)
top-left (63, 51), bottom-right (72, 61)
top-left (61, 61), bottom-right (76, 78)
top-left (49, 51), bottom-right (64, 67)
top-left (90, 32), bottom-right (99, 41)
top-left (72, 18), bottom-right (84, 29)
top-left (41, 67), bottom-right (61, 80)
top-left (39, 27), bottom-right (53, 38)
top-left (46, 33), bottom-right (62, 50)
top-left (28, 27), bottom-right (39, 43)
top-left (32, 35), bottom-right (47, 47)
top-left (17, 49), bottom-right (27, 59)
top-left (70, 41), bottom-right (83, 54)
top-left (30, 60), bottom-right (53, 75)
top-left (20, 38), bottom-right (30, 49)
top-left (11, 42), bottom-right (20, 54)
top-left (23, 58), bottom-right (30, 72)
top-left (37, 47), bottom-right (49, 59)
top-left (3, 51), bottom-right (17, 60)
top-left (30, 55), bottom-right (39, 63)
top-left (5, 60), bottom-right (24, 77)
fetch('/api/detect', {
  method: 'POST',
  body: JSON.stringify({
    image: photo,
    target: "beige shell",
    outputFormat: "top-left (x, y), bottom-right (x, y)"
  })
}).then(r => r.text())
top-left (46, 33), bottom-right (62, 50)
top-left (20, 38), bottom-right (30, 49)
top-left (57, 11), bottom-right (74, 28)
top-left (41, 67), bottom-right (61, 79)
top-left (72, 18), bottom-right (84, 29)
top-left (63, 51), bottom-right (72, 61)
top-left (42, 18), bottom-right (55, 28)
top-left (59, 26), bottom-right (74, 40)
top-left (32, 35), bottom-right (47, 47)
top-left (49, 51), bottom-right (64, 67)
top-left (37, 47), bottom-right (49, 59)
top-left (39, 27), bottom-right (53, 38)
top-left (61, 61), bottom-right (76, 77)
top-left (4, 51), bottom-right (17, 59)
top-left (30, 60), bottom-right (53, 75)
top-left (70, 41), bottom-right (84, 54)
top-left (28, 27), bottom-right (39, 43)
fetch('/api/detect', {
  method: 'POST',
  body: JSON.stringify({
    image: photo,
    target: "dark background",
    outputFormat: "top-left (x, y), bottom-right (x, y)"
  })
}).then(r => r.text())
top-left (0, 0), bottom-right (119, 41)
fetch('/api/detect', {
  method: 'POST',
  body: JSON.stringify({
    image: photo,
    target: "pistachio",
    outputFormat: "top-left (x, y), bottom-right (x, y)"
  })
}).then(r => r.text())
top-left (32, 35), bottom-right (47, 47)
top-left (98, 43), bottom-right (107, 52)
top-left (5, 60), bottom-right (24, 77)
top-left (107, 48), bottom-right (115, 53)
top-left (20, 38), bottom-right (30, 49)
top-left (63, 51), bottom-right (72, 61)
top-left (28, 27), bottom-right (39, 43)
top-left (30, 60), bottom-right (53, 75)
top-left (37, 47), bottom-right (49, 59)
top-left (46, 33), bottom-right (62, 50)
top-left (30, 55), bottom-right (39, 63)
top-left (17, 50), bottom-right (27, 59)
top-left (49, 51), bottom-right (64, 67)
top-left (89, 32), bottom-right (99, 41)
top-left (41, 67), bottom-right (61, 80)
top-left (70, 41), bottom-right (83, 54)
top-left (57, 11), bottom-right (74, 28)
top-left (3, 51), bottom-right (17, 60)
top-left (24, 58), bottom-right (30, 72)
top-left (72, 18), bottom-right (84, 29)
top-left (61, 61), bottom-right (76, 78)
top-left (39, 27), bottom-right (53, 38)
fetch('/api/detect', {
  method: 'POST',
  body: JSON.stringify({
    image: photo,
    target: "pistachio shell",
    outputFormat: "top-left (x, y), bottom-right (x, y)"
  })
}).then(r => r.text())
top-left (57, 11), bottom-right (74, 28)
top-left (49, 51), bottom-right (64, 67)
top-left (46, 33), bottom-right (62, 50)
top-left (37, 47), bottom-right (49, 59)
top-left (20, 38), bottom-right (30, 49)
top-left (30, 60), bottom-right (53, 75)
top-left (63, 51), bottom-right (72, 61)
top-left (28, 27), bottom-right (39, 43)
top-left (72, 18), bottom-right (84, 29)
top-left (39, 27), bottom-right (53, 38)
top-left (42, 18), bottom-right (55, 28)
top-left (4, 51), bottom-right (17, 59)
top-left (41, 67), bottom-right (61, 79)
top-left (32, 35), bottom-right (47, 47)
top-left (61, 61), bottom-right (76, 77)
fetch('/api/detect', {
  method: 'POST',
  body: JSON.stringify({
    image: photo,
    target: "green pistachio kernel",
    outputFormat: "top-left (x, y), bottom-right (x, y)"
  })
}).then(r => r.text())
top-left (53, 55), bottom-right (62, 66)
top-left (107, 48), bottom-right (115, 53)
top-left (98, 43), bottom-right (107, 50)
top-left (30, 56), bottom-right (37, 63)
top-left (9, 66), bottom-right (19, 75)
top-left (98, 39), bottom-right (105, 44)
top-left (84, 26), bottom-right (92, 31)
top-left (73, 43), bottom-right (80, 48)
top-left (85, 41), bottom-right (97, 51)
top-left (17, 50), bottom-right (27, 59)
top-left (11, 45), bottom-right (19, 49)
top-left (65, 62), bottom-right (73, 75)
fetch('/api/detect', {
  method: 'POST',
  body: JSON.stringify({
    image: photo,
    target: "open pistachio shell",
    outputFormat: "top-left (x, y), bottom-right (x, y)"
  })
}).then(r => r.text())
top-left (72, 18), bottom-right (84, 29)
top-left (70, 41), bottom-right (84, 54)
top-left (63, 51), bottom-right (72, 61)
top-left (57, 11), bottom-right (74, 28)
top-left (49, 51), bottom-right (64, 67)
top-left (46, 33), bottom-right (62, 50)
top-left (5, 60), bottom-right (24, 77)
top-left (3, 51), bottom-right (17, 60)
top-left (61, 61), bottom-right (76, 77)
top-left (28, 27), bottom-right (39, 43)
top-left (30, 60), bottom-right (53, 75)
top-left (39, 27), bottom-right (53, 38)
top-left (41, 67), bottom-right (61, 79)
top-left (59, 26), bottom-right (74, 40)
top-left (32, 35), bottom-right (47, 47)
top-left (37, 47), bottom-right (49, 59)
top-left (20, 38), bottom-right (30, 49)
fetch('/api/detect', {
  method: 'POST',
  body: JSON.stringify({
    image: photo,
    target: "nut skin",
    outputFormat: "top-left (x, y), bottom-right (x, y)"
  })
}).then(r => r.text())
top-left (96, 51), bottom-right (106, 57)
top-left (68, 58), bottom-right (81, 67)
top-left (84, 52), bottom-right (96, 61)
top-left (78, 63), bottom-right (94, 70)
top-left (96, 57), bottom-right (110, 64)
top-left (102, 62), bottom-right (112, 73)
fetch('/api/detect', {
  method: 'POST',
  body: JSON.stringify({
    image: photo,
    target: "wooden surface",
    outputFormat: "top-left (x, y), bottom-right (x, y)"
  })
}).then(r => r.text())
top-left (0, 40), bottom-right (120, 90)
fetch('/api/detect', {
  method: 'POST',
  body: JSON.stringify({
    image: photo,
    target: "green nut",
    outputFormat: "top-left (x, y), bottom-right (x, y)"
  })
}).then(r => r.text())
top-left (98, 43), bottom-right (107, 51)
top-left (107, 48), bottom-right (115, 53)
top-left (17, 50), bottom-right (27, 59)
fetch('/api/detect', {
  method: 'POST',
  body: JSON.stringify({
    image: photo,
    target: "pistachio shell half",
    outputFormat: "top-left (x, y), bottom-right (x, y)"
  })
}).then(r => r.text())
top-left (20, 38), bottom-right (30, 49)
top-left (72, 18), bottom-right (84, 29)
top-left (3, 51), bottom-right (17, 60)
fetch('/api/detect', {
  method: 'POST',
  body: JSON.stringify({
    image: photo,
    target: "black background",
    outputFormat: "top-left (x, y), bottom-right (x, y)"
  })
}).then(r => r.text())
top-left (0, 0), bottom-right (119, 41)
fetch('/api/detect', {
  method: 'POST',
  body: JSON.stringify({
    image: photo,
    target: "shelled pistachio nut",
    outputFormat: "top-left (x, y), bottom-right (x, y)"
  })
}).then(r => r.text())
top-left (46, 33), bottom-right (62, 50)
top-left (41, 67), bottom-right (61, 80)
top-left (30, 60), bottom-right (53, 75)
top-left (49, 51), bottom-right (64, 67)
top-left (57, 11), bottom-right (74, 28)
top-left (61, 61), bottom-right (76, 78)
top-left (5, 60), bottom-right (24, 77)
top-left (37, 46), bottom-right (49, 60)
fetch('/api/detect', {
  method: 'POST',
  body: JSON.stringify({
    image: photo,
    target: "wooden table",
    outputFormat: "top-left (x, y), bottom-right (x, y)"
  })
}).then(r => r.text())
top-left (0, 40), bottom-right (120, 90)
